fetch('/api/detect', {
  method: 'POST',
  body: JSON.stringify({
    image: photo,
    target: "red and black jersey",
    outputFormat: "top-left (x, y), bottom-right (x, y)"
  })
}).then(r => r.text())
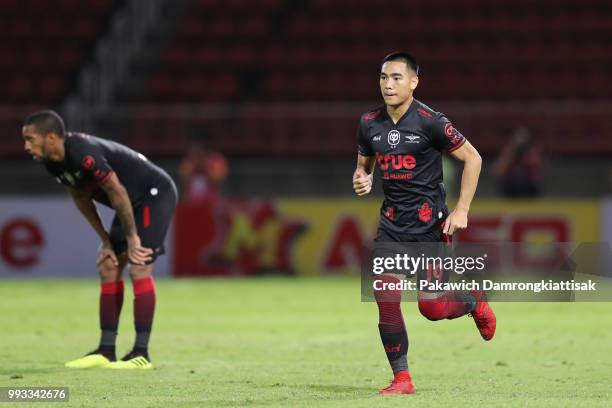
top-left (357, 99), bottom-right (467, 235)
top-left (44, 132), bottom-right (174, 208)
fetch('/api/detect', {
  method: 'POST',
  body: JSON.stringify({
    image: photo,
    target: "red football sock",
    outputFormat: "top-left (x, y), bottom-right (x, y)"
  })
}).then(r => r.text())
top-left (132, 276), bottom-right (156, 352)
top-left (374, 275), bottom-right (409, 374)
top-left (99, 280), bottom-right (124, 349)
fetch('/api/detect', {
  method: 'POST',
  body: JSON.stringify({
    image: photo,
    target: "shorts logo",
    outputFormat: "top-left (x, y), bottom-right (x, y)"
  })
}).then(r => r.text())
top-left (418, 202), bottom-right (433, 223)
top-left (388, 130), bottom-right (401, 146)
top-left (81, 155), bottom-right (95, 170)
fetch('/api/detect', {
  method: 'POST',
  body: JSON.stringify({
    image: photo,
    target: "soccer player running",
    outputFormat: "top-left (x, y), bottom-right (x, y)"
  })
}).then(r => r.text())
top-left (353, 53), bottom-right (496, 394)
top-left (22, 110), bottom-right (177, 369)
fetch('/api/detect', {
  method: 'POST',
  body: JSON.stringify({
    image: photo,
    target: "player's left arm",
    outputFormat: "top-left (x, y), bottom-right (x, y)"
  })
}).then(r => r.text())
top-left (445, 141), bottom-right (482, 235)
top-left (100, 173), bottom-right (153, 265)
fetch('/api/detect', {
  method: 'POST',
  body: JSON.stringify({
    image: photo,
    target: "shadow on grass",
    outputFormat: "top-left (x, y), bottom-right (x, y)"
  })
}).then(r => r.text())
top-left (305, 384), bottom-right (376, 393)
top-left (0, 367), bottom-right (57, 376)
top-left (261, 382), bottom-right (376, 394)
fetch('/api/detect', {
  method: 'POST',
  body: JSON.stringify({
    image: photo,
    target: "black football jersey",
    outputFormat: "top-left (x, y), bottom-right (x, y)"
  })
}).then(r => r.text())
top-left (44, 132), bottom-right (173, 208)
top-left (357, 99), bottom-right (467, 234)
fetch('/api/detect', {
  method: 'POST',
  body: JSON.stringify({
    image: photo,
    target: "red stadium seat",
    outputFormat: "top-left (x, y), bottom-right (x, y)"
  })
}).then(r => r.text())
top-left (0, 0), bottom-right (115, 104)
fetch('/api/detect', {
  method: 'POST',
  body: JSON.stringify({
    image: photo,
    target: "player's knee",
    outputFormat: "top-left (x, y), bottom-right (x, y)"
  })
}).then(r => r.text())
top-left (418, 300), bottom-right (448, 321)
top-left (373, 274), bottom-right (403, 303)
top-left (128, 264), bottom-right (153, 281)
top-left (98, 259), bottom-right (120, 282)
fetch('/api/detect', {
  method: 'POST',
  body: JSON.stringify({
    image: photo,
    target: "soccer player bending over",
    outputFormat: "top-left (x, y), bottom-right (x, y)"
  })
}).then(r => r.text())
top-left (353, 53), bottom-right (496, 394)
top-left (22, 111), bottom-right (177, 369)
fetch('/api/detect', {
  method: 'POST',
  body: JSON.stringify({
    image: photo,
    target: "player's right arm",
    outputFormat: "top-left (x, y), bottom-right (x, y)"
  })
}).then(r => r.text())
top-left (65, 185), bottom-right (118, 266)
top-left (353, 154), bottom-right (375, 196)
top-left (99, 173), bottom-right (152, 265)
top-left (353, 116), bottom-right (376, 196)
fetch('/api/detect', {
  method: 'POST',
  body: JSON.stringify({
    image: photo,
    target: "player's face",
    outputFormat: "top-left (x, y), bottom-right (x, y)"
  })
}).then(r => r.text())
top-left (380, 61), bottom-right (418, 107)
top-left (22, 125), bottom-right (50, 161)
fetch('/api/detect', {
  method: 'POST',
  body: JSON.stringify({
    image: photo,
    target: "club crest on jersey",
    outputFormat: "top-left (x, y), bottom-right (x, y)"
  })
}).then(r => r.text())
top-left (388, 130), bottom-right (401, 147)
top-left (81, 155), bottom-right (95, 170)
top-left (418, 202), bottom-right (433, 223)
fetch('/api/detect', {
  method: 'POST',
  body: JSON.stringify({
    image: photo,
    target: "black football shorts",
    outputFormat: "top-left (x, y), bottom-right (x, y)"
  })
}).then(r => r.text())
top-left (109, 179), bottom-right (177, 264)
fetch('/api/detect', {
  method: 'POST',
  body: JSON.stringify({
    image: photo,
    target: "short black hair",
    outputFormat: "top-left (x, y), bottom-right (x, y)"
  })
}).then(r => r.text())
top-left (23, 110), bottom-right (65, 137)
top-left (381, 52), bottom-right (419, 75)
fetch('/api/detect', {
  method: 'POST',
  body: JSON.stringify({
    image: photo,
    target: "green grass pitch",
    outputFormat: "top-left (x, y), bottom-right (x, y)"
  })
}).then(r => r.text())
top-left (1, 277), bottom-right (611, 407)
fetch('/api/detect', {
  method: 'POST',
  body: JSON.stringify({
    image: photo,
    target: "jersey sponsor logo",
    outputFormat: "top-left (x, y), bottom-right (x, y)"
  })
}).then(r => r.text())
top-left (81, 155), bottom-right (95, 170)
top-left (418, 202), bottom-right (433, 223)
top-left (388, 130), bottom-right (401, 146)
top-left (372, 134), bottom-right (381, 142)
top-left (405, 134), bottom-right (420, 143)
top-left (376, 152), bottom-right (416, 171)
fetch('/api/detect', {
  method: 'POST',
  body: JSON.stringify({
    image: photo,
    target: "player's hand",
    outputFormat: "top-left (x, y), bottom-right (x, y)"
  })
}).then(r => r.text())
top-left (443, 208), bottom-right (468, 235)
top-left (97, 241), bottom-right (119, 266)
top-left (353, 169), bottom-right (373, 196)
top-left (127, 235), bottom-right (154, 265)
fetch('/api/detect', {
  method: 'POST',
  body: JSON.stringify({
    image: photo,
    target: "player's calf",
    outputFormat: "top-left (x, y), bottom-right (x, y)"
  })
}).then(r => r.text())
top-left (417, 291), bottom-right (476, 321)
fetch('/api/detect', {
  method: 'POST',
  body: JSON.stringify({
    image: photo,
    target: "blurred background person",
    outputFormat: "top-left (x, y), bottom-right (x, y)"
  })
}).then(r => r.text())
top-left (179, 137), bottom-right (228, 203)
top-left (493, 127), bottom-right (543, 198)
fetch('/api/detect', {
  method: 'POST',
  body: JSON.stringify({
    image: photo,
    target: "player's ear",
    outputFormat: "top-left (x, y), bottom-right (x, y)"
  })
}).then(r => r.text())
top-left (410, 75), bottom-right (419, 91)
top-left (47, 132), bottom-right (61, 143)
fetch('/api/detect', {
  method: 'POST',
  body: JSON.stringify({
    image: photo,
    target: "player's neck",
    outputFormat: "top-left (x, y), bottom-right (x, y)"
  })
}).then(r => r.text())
top-left (48, 140), bottom-right (66, 162)
top-left (386, 96), bottom-right (414, 124)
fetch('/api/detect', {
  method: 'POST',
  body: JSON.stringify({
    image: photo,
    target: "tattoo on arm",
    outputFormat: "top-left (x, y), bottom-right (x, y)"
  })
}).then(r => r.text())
top-left (102, 177), bottom-right (137, 239)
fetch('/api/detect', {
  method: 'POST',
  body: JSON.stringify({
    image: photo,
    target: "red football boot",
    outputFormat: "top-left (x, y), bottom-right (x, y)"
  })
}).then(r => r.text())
top-left (378, 371), bottom-right (415, 395)
top-left (470, 290), bottom-right (496, 341)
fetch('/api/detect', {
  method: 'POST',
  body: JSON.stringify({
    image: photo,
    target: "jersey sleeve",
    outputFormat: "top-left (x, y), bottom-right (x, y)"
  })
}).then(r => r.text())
top-left (357, 119), bottom-right (374, 156)
top-left (69, 140), bottom-right (114, 185)
top-left (430, 113), bottom-right (467, 153)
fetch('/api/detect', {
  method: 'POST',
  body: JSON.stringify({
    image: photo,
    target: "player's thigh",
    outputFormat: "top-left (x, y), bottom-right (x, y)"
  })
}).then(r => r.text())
top-left (128, 263), bottom-right (154, 280)
top-left (108, 215), bottom-right (127, 256)
top-left (134, 183), bottom-right (177, 263)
